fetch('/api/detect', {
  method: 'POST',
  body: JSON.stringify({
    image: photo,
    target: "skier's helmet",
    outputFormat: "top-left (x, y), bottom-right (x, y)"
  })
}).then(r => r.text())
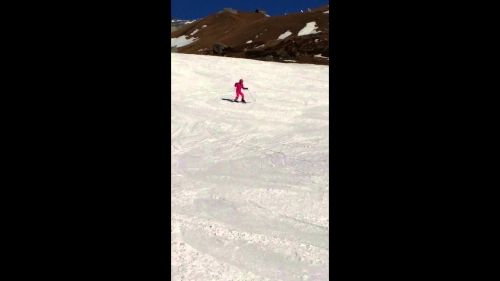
top-left (239, 79), bottom-right (243, 83)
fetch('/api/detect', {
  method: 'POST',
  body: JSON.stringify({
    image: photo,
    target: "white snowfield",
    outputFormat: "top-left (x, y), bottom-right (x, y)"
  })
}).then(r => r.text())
top-left (298, 22), bottom-right (320, 36)
top-left (278, 30), bottom-right (293, 40)
top-left (172, 53), bottom-right (329, 281)
top-left (314, 54), bottom-right (329, 60)
top-left (171, 35), bottom-right (198, 48)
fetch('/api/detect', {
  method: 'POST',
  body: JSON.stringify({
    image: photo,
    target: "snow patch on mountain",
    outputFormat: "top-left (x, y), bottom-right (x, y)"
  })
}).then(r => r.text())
top-left (298, 22), bottom-right (320, 36)
top-left (278, 30), bottom-right (293, 40)
top-left (171, 35), bottom-right (198, 48)
top-left (314, 54), bottom-right (329, 59)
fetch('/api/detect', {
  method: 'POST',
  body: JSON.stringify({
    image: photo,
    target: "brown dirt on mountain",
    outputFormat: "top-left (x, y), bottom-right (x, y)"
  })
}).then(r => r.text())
top-left (171, 5), bottom-right (330, 65)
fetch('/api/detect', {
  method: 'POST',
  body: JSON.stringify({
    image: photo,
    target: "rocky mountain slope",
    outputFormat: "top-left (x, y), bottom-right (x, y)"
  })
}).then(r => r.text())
top-left (171, 5), bottom-right (329, 65)
top-left (171, 19), bottom-right (198, 32)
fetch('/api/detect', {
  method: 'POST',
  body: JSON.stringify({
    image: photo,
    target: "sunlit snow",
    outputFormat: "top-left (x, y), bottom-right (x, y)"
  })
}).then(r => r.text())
top-left (171, 35), bottom-right (198, 48)
top-left (298, 21), bottom-right (320, 36)
top-left (278, 30), bottom-right (292, 40)
top-left (314, 54), bottom-right (329, 59)
top-left (172, 53), bottom-right (329, 281)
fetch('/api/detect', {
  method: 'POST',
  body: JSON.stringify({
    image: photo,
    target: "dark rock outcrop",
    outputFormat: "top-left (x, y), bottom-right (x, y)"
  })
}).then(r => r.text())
top-left (213, 42), bottom-right (229, 55)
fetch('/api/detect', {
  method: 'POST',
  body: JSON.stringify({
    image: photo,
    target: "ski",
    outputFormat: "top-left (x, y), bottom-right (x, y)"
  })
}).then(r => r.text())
top-left (221, 98), bottom-right (250, 103)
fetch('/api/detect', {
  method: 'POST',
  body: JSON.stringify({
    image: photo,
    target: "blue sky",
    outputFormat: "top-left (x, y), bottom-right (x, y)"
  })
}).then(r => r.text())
top-left (172, 0), bottom-right (329, 20)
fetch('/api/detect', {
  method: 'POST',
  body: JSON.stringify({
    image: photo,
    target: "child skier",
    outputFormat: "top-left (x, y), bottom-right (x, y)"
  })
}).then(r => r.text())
top-left (234, 79), bottom-right (248, 103)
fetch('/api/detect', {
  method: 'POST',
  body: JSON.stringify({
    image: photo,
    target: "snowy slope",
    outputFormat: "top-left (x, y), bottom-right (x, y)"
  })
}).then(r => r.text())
top-left (171, 53), bottom-right (329, 281)
top-left (171, 35), bottom-right (198, 48)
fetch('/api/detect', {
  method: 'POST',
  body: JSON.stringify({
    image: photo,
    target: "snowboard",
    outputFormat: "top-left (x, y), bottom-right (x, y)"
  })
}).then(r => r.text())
top-left (221, 98), bottom-right (250, 103)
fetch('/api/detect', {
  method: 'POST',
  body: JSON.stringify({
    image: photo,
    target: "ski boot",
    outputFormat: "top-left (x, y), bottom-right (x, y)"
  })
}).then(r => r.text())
top-left (233, 98), bottom-right (238, 102)
top-left (241, 99), bottom-right (246, 103)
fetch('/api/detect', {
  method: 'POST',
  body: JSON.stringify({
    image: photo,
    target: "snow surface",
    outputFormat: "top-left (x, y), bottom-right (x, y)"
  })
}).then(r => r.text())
top-left (314, 54), bottom-right (329, 59)
top-left (278, 30), bottom-right (292, 40)
top-left (298, 22), bottom-right (320, 36)
top-left (190, 29), bottom-right (199, 36)
top-left (172, 53), bottom-right (329, 281)
top-left (246, 40), bottom-right (253, 44)
top-left (171, 35), bottom-right (198, 48)
top-left (324, 11), bottom-right (329, 14)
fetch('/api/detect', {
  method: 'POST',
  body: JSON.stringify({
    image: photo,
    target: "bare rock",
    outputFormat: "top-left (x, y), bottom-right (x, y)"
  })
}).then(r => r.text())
top-left (213, 42), bottom-right (229, 55)
top-left (265, 39), bottom-right (282, 48)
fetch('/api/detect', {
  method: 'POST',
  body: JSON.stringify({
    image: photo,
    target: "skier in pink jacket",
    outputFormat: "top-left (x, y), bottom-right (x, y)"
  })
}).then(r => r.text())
top-left (234, 79), bottom-right (248, 103)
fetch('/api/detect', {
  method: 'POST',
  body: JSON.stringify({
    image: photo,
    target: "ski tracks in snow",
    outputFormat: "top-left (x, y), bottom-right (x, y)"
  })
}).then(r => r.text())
top-left (172, 53), bottom-right (329, 281)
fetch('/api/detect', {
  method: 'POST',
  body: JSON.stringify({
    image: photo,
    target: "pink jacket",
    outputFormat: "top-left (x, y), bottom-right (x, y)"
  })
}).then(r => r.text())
top-left (235, 80), bottom-right (247, 92)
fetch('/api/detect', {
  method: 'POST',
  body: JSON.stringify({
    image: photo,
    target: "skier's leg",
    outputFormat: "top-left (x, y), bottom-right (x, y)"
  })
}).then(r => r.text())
top-left (235, 91), bottom-right (243, 101)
